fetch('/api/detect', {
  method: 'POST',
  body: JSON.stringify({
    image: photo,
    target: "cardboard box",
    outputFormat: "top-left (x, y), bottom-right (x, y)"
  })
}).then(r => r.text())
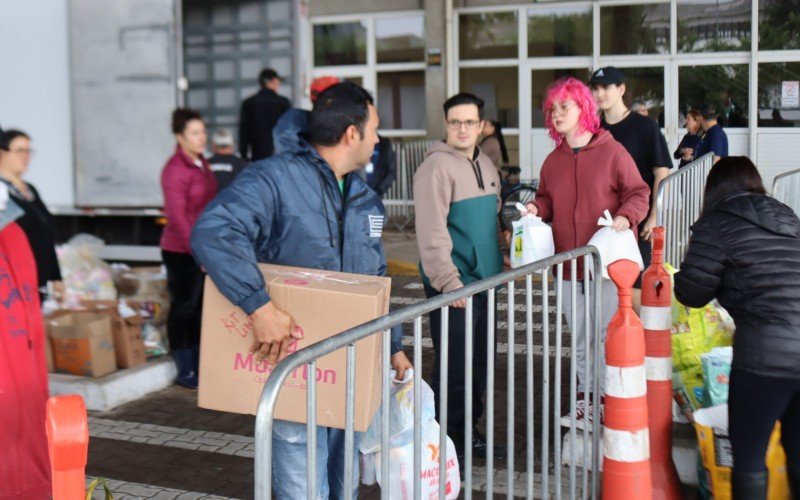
top-left (44, 335), bottom-right (54, 373)
top-left (80, 300), bottom-right (146, 368)
top-left (199, 264), bottom-right (389, 432)
top-left (48, 312), bottom-right (117, 377)
top-left (116, 266), bottom-right (166, 298)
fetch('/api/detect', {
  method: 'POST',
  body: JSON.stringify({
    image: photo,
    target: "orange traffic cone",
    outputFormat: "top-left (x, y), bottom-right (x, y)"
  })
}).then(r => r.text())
top-left (46, 394), bottom-right (89, 500)
top-left (603, 259), bottom-right (652, 500)
top-left (641, 227), bottom-right (681, 499)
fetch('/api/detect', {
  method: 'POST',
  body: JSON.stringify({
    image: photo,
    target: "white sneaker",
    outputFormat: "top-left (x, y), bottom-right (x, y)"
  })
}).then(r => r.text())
top-left (560, 393), bottom-right (593, 430)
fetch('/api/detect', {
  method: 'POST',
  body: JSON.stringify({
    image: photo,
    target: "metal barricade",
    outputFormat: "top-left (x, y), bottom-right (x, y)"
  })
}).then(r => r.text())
top-left (772, 168), bottom-right (800, 215)
top-left (383, 139), bottom-right (434, 232)
top-left (655, 153), bottom-right (714, 267)
top-left (255, 247), bottom-right (604, 499)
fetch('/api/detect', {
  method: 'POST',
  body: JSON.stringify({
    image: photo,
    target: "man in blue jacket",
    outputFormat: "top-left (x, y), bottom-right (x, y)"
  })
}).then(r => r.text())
top-left (191, 82), bottom-right (411, 499)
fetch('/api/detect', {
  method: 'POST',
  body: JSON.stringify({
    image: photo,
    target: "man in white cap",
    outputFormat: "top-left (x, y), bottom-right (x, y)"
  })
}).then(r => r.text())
top-left (208, 128), bottom-right (248, 191)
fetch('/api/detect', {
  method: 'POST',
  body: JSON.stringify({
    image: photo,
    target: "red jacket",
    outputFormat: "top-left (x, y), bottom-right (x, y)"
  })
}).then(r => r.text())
top-left (0, 222), bottom-right (51, 499)
top-left (160, 146), bottom-right (218, 254)
top-left (534, 129), bottom-right (650, 276)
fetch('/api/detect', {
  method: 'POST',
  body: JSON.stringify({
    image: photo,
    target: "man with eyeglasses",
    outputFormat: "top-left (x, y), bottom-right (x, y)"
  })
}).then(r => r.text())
top-left (413, 92), bottom-right (505, 462)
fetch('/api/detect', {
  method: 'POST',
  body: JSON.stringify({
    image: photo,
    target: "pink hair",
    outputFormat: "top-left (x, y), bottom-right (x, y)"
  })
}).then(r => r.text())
top-left (543, 77), bottom-right (600, 146)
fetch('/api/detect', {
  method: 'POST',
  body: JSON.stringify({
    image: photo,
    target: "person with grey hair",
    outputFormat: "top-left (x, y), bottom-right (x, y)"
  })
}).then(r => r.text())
top-left (208, 128), bottom-right (248, 190)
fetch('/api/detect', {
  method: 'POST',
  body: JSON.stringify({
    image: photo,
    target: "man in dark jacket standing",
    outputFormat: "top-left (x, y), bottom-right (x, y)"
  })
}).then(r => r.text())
top-left (191, 82), bottom-right (411, 499)
top-left (238, 68), bottom-right (291, 161)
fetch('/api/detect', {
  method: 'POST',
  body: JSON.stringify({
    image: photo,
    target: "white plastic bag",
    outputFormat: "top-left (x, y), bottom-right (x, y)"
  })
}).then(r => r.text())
top-left (510, 203), bottom-right (555, 268)
top-left (587, 210), bottom-right (643, 280)
top-left (360, 370), bottom-right (461, 499)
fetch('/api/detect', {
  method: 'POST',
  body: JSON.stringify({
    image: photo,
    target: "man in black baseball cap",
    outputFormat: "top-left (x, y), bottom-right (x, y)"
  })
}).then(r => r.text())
top-left (589, 65), bottom-right (672, 309)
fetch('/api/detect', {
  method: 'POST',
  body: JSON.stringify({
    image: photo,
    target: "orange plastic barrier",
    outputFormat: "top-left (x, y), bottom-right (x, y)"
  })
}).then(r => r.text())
top-left (45, 395), bottom-right (89, 500)
top-left (640, 227), bottom-right (681, 499)
top-left (603, 259), bottom-right (653, 499)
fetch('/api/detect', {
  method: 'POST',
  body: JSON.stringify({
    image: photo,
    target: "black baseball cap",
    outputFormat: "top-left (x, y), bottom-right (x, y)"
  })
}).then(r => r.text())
top-left (589, 67), bottom-right (625, 86)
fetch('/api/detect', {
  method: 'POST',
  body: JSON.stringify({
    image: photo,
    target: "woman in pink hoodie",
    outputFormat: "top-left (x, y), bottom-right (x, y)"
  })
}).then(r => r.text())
top-left (160, 108), bottom-right (217, 388)
top-left (525, 77), bottom-right (649, 427)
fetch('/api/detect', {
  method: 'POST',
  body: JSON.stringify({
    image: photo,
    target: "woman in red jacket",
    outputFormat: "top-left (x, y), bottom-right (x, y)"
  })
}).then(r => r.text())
top-left (0, 187), bottom-right (51, 499)
top-left (160, 108), bottom-right (217, 388)
top-left (525, 77), bottom-right (650, 427)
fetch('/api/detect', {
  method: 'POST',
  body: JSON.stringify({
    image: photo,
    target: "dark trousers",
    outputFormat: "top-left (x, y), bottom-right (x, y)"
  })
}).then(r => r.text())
top-left (729, 369), bottom-right (800, 473)
top-left (424, 283), bottom-right (495, 449)
top-left (162, 251), bottom-right (205, 351)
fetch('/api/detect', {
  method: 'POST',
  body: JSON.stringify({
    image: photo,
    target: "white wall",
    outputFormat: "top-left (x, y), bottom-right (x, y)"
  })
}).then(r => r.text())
top-left (0, 0), bottom-right (74, 207)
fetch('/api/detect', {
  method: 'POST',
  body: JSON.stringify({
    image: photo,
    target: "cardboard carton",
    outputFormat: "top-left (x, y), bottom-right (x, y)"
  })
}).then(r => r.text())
top-left (199, 264), bottom-right (389, 432)
top-left (48, 312), bottom-right (117, 377)
top-left (80, 300), bottom-right (146, 368)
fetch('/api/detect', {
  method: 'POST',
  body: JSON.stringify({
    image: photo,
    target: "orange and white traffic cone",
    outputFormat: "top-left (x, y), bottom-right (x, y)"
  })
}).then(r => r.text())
top-left (603, 259), bottom-right (652, 500)
top-left (46, 394), bottom-right (89, 500)
top-left (641, 227), bottom-right (681, 499)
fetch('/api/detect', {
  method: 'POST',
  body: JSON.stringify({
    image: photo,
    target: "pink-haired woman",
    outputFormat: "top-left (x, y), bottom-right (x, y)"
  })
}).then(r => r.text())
top-left (524, 77), bottom-right (650, 426)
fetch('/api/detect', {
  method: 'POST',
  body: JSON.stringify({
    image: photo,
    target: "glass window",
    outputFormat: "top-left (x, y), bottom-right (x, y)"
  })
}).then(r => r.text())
top-left (759, 0), bottom-right (800, 50)
top-left (758, 62), bottom-right (800, 128)
top-left (460, 67), bottom-right (519, 127)
top-left (600, 4), bottom-right (670, 55)
top-left (677, 0), bottom-right (751, 53)
top-left (376, 15), bottom-right (425, 63)
top-left (459, 12), bottom-right (518, 60)
top-left (313, 22), bottom-right (367, 66)
top-left (679, 64), bottom-right (749, 127)
top-left (620, 67), bottom-right (666, 128)
top-left (377, 71), bottom-right (426, 130)
top-left (528, 6), bottom-right (592, 57)
top-left (531, 68), bottom-right (591, 127)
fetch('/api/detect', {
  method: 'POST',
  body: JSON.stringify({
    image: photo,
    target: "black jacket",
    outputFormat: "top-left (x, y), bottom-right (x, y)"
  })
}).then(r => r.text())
top-left (673, 132), bottom-right (701, 169)
top-left (674, 192), bottom-right (800, 379)
top-left (2, 180), bottom-right (61, 289)
top-left (238, 88), bottom-right (291, 161)
top-left (369, 136), bottom-right (397, 196)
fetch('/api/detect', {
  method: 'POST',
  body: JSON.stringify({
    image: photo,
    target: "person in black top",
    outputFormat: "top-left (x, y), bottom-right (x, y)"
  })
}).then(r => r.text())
top-left (364, 135), bottom-right (397, 196)
top-left (695, 103), bottom-right (729, 164)
top-left (207, 128), bottom-right (248, 191)
top-left (674, 109), bottom-right (703, 168)
top-left (0, 129), bottom-right (63, 299)
top-left (674, 157), bottom-right (800, 499)
top-left (238, 68), bottom-right (292, 161)
top-left (589, 67), bottom-right (672, 297)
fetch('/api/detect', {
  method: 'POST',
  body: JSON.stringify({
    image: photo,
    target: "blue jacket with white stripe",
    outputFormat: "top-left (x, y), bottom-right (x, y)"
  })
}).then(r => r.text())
top-left (190, 138), bottom-right (402, 353)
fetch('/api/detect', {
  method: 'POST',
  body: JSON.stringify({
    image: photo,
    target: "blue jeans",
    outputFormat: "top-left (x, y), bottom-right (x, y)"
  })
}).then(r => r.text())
top-left (272, 419), bottom-right (360, 499)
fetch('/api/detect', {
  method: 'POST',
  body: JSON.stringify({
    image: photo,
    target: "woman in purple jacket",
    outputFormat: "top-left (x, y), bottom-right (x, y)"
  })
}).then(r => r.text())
top-left (161, 108), bottom-right (217, 388)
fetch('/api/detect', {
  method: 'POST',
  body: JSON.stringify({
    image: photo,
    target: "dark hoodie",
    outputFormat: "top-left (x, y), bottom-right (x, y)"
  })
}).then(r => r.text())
top-left (675, 192), bottom-right (800, 379)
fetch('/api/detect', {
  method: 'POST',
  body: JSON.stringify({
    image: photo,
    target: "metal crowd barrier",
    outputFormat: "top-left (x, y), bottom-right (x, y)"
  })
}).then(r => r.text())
top-left (383, 139), bottom-right (434, 232)
top-left (655, 153), bottom-right (714, 266)
top-left (772, 167), bottom-right (800, 215)
top-left (255, 247), bottom-right (603, 499)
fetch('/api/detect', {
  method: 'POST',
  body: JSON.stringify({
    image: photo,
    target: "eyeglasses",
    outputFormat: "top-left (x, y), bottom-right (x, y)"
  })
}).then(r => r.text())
top-left (446, 119), bottom-right (481, 130)
top-left (9, 148), bottom-right (34, 156)
top-left (549, 102), bottom-right (578, 116)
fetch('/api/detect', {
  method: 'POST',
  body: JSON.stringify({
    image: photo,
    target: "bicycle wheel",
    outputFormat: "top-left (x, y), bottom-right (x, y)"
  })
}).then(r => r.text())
top-left (500, 184), bottom-right (537, 231)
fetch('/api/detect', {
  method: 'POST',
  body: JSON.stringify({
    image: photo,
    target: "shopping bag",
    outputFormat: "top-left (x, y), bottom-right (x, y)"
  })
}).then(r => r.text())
top-left (360, 370), bottom-right (461, 499)
top-left (587, 210), bottom-right (643, 279)
top-left (510, 203), bottom-right (555, 268)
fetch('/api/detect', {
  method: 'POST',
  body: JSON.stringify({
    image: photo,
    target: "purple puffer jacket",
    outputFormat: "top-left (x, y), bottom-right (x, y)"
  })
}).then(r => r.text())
top-left (160, 145), bottom-right (218, 254)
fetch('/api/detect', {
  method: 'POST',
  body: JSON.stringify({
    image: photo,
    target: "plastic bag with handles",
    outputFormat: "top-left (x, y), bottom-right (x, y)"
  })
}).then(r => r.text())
top-left (510, 202), bottom-right (555, 268)
top-left (360, 370), bottom-right (460, 499)
top-left (587, 210), bottom-right (643, 280)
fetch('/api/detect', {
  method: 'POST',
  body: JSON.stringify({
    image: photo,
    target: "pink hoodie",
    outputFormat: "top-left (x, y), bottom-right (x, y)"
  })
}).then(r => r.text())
top-left (160, 145), bottom-right (218, 254)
